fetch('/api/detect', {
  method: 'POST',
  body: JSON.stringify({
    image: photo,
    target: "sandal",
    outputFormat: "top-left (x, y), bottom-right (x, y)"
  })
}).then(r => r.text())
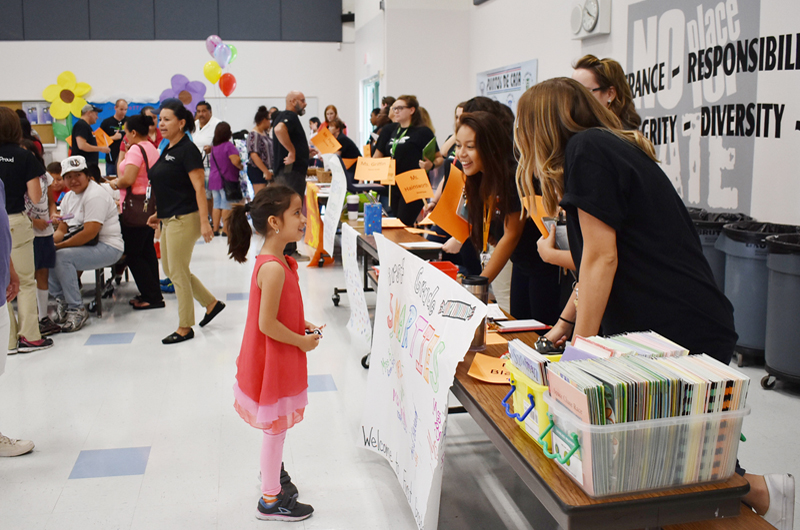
top-left (129, 295), bottom-right (144, 306)
top-left (132, 300), bottom-right (166, 310)
top-left (535, 336), bottom-right (565, 355)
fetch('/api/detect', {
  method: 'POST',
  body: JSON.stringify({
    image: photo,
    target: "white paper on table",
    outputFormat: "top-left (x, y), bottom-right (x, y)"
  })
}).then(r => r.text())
top-left (486, 303), bottom-right (508, 321)
top-left (341, 224), bottom-right (372, 350)
top-left (497, 318), bottom-right (547, 331)
top-left (399, 241), bottom-right (443, 250)
top-left (322, 154), bottom-right (348, 257)
top-left (360, 235), bottom-right (487, 530)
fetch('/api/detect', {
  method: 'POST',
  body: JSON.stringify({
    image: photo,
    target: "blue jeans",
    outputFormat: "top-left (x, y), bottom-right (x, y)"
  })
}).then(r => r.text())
top-left (49, 242), bottom-right (123, 309)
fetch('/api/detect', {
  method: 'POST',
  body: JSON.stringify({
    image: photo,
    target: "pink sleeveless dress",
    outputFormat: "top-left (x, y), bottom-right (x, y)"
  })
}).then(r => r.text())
top-left (233, 255), bottom-right (308, 433)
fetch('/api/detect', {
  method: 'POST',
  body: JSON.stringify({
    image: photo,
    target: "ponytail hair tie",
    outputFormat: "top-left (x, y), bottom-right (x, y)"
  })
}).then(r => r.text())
top-left (244, 203), bottom-right (252, 213)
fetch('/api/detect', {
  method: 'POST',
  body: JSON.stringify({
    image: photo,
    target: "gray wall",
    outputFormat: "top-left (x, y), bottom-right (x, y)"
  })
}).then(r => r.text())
top-left (0, 0), bottom-right (342, 42)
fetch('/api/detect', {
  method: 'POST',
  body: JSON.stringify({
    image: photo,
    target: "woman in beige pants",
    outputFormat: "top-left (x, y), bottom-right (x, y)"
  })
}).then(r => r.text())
top-left (146, 99), bottom-right (225, 344)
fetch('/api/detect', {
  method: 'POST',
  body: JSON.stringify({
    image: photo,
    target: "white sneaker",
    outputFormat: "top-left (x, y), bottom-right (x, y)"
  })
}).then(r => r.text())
top-left (61, 307), bottom-right (88, 333)
top-left (51, 298), bottom-right (67, 324)
top-left (764, 473), bottom-right (795, 530)
top-left (0, 433), bottom-right (34, 457)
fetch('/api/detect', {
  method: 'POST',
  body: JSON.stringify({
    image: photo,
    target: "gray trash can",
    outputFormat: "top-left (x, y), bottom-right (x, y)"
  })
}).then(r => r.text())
top-left (716, 222), bottom-right (800, 365)
top-left (762, 234), bottom-right (800, 389)
top-left (692, 212), bottom-right (753, 291)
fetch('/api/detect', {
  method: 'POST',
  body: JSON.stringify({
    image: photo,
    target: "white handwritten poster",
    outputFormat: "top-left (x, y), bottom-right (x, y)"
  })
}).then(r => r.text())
top-left (322, 154), bottom-right (348, 257)
top-left (342, 223), bottom-right (372, 350)
top-left (360, 235), bottom-right (487, 530)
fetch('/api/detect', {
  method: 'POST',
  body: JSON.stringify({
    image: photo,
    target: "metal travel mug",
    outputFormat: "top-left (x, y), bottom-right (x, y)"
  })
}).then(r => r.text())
top-left (462, 275), bottom-right (489, 351)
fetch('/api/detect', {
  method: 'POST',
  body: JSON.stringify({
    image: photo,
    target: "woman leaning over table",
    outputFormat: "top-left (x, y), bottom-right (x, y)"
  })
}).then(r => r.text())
top-left (515, 77), bottom-right (794, 529)
top-left (146, 98), bottom-right (225, 345)
top-left (108, 114), bottom-right (164, 310)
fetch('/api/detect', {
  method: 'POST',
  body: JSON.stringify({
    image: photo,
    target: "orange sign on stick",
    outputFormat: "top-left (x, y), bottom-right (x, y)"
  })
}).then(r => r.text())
top-left (310, 127), bottom-right (342, 155)
top-left (381, 159), bottom-right (396, 185)
top-left (429, 164), bottom-right (470, 243)
top-left (355, 156), bottom-right (391, 182)
top-left (394, 169), bottom-right (434, 203)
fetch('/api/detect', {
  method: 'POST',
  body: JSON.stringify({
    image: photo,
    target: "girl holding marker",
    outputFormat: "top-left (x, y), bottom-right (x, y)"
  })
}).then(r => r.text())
top-left (227, 185), bottom-right (322, 522)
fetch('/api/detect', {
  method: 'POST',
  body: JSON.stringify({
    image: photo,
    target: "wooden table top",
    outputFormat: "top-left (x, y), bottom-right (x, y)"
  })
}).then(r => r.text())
top-left (452, 331), bottom-right (751, 528)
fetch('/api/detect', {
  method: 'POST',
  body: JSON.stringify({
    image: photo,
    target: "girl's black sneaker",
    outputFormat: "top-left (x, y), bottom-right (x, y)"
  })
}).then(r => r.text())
top-left (256, 490), bottom-right (313, 522)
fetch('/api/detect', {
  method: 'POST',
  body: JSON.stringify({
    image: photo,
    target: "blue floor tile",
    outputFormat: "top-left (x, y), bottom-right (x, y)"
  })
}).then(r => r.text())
top-left (307, 374), bottom-right (337, 393)
top-left (85, 333), bottom-right (136, 346)
top-left (69, 447), bottom-right (151, 479)
top-left (226, 292), bottom-right (250, 301)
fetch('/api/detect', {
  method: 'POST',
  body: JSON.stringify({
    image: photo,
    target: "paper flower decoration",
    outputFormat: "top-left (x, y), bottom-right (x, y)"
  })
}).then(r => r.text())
top-left (42, 71), bottom-right (92, 120)
top-left (159, 74), bottom-right (207, 114)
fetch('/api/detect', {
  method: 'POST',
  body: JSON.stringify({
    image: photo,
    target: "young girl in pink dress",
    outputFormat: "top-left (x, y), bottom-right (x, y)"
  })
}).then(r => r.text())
top-left (227, 185), bottom-right (321, 522)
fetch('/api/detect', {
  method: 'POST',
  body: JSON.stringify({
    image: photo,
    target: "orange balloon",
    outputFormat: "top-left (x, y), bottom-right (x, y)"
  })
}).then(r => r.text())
top-left (219, 73), bottom-right (237, 97)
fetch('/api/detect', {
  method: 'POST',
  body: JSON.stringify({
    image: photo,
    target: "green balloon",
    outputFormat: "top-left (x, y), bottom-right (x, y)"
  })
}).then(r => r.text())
top-left (229, 44), bottom-right (238, 64)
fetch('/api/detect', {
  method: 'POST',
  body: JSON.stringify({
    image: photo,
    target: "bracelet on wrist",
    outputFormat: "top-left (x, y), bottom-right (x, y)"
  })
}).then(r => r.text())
top-left (559, 316), bottom-right (575, 326)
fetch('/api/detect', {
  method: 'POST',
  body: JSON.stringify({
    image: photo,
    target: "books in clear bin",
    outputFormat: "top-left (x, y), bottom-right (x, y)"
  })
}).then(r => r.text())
top-left (545, 346), bottom-right (750, 496)
top-left (571, 331), bottom-right (690, 359)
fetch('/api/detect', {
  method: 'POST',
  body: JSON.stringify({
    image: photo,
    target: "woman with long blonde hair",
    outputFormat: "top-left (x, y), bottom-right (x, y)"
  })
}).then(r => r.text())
top-left (515, 78), bottom-right (792, 526)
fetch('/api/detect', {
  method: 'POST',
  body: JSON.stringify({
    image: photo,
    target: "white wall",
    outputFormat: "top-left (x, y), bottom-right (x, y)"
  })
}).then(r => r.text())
top-left (354, 11), bottom-right (386, 144)
top-left (385, 1), bottom-right (472, 144)
top-left (0, 39), bottom-right (357, 140)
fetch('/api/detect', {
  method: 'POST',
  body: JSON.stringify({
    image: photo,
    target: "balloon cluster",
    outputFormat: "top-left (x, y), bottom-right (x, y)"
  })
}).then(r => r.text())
top-left (203, 35), bottom-right (237, 97)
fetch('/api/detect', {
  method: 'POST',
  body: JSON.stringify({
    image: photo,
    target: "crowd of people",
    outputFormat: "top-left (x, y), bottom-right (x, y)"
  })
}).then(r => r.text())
top-left (0, 53), bottom-right (792, 527)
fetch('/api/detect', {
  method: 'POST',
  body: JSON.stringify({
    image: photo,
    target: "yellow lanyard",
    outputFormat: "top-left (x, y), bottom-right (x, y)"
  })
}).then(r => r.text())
top-left (482, 202), bottom-right (492, 254)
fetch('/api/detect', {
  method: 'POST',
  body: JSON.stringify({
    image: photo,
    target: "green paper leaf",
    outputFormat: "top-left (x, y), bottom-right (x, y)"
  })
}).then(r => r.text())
top-left (52, 122), bottom-right (70, 141)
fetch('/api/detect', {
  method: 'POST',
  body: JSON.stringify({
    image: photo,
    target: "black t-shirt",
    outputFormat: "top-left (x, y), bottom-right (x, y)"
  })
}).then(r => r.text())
top-left (0, 144), bottom-right (44, 214)
top-left (374, 122), bottom-right (398, 157)
top-left (560, 129), bottom-right (737, 362)
top-left (71, 118), bottom-right (98, 166)
top-left (149, 135), bottom-right (204, 219)
top-left (100, 116), bottom-right (126, 164)
top-left (381, 125), bottom-right (437, 174)
top-left (337, 133), bottom-right (361, 159)
top-left (271, 111), bottom-right (309, 175)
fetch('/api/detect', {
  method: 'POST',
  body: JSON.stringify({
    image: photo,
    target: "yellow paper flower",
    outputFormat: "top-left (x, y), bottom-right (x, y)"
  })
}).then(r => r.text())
top-left (42, 71), bottom-right (92, 120)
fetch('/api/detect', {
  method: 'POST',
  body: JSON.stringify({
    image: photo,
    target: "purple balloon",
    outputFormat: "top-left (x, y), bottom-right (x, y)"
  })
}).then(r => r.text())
top-left (205, 35), bottom-right (223, 57)
top-left (214, 43), bottom-right (232, 69)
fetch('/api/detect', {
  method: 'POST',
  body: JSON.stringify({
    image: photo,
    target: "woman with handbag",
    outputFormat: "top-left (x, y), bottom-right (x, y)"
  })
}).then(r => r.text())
top-left (108, 114), bottom-right (164, 310)
top-left (146, 98), bottom-right (224, 345)
top-left (51, 156), bottom-right (124, 333)
top-left (208, 121), bottom-right (243, 237)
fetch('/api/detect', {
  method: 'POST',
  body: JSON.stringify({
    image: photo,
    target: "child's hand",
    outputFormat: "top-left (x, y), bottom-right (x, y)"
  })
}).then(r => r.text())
top-left (298, 333), bottom-right (321, 352)
top-left (31, 218), bottom-right (49, 231)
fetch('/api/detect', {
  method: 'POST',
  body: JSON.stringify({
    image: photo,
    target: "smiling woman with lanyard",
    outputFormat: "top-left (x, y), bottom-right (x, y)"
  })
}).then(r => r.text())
top-left (372, 95), bottom-right (440, 226)
top-left (147, 99), bottom-right (224, 344)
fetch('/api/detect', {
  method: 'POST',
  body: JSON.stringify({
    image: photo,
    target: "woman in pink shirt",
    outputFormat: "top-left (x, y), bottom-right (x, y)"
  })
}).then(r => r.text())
top-left (109, 114), bottom-right (164, 309)
top-left (208, 122), bottom-right (243, 236)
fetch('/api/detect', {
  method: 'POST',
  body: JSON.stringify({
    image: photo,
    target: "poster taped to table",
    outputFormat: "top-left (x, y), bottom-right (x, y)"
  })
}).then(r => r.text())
top-left (322, 155), bottom-right (348, 257)
top-left (341, 224), bottom-right (372, 350)
top-left (360, 235), bottom-right (487, 530)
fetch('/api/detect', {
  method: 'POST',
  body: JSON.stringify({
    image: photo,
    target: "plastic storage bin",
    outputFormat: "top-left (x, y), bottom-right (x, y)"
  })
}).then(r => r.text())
top-left (541, 392), bottom-right (750, 498)
top-left (429, 261), bottom-right (459, 280)
top-left (763, 234), bottom-right (800, 389)
top-left (501, 358), bottom-right (561, 450)
top-left (690, 212), bottom-right (752, 291)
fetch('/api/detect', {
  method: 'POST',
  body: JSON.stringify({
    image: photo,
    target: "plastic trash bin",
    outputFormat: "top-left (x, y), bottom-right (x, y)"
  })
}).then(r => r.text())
top-left (691, 212), bottom-right (752, 291)
top-left (762, 234), bottom-right (800, 389)
top-left (716, 222), bottom-right (800, 365)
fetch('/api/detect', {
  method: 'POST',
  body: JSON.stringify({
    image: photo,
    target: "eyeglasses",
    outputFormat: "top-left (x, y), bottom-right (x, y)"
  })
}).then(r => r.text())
top-left (392, 106), bottom-right (409, 112)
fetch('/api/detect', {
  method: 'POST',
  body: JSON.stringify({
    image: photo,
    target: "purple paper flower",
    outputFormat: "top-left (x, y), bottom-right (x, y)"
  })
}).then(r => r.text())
top-left (159, 74), bottom-right (207, 114)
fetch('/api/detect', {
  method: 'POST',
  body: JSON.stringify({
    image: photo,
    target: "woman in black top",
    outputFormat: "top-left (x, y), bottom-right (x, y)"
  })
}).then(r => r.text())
top-left (146, 99), bottom-right (224, 344)
top-left (516, 78), bottom-right (792, 527)
top-left (372, 95), bottom-right (441, 226)
top-left (454, 111), bottom-right (560, 323)
top-left (0, 108), bottom-right (48, 353)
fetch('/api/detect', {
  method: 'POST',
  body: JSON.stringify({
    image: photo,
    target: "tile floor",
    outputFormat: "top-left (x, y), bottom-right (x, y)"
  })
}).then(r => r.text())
top-left (0, 237), bottom-right (798, 529)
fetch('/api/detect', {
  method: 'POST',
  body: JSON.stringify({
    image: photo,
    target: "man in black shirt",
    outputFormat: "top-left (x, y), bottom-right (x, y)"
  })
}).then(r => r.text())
top-left (71, 105), bottom-right (109, 168)
top-left (272, 91), bottom-right (310, 259)
top-left (99, 99), bottom-right (127, 176)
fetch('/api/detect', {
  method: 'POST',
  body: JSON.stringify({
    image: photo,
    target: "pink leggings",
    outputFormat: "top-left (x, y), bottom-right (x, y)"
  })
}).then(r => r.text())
top-left (261, 430), bottom-right (286, 496)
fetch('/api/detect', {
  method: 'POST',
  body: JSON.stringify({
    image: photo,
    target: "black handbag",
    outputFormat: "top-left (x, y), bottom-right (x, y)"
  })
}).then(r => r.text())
top-left (212, 149), bottom-right (243, 202)
top-left (121, 144), bottom-right (157, 227)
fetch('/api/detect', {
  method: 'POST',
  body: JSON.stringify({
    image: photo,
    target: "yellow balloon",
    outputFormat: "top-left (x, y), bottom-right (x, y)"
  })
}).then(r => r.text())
top-left (203, 61), bottom-right (222, 84)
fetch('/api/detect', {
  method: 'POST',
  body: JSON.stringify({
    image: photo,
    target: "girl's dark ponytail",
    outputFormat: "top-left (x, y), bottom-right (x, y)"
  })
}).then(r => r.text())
top-left (228, 203), bottom-right (253, 263)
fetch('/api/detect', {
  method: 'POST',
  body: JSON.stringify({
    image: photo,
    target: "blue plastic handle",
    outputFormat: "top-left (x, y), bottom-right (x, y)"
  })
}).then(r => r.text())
top-left (502, 385), bottom-right (536, 422)
top-left (537, 414), bottom-right (581, 465)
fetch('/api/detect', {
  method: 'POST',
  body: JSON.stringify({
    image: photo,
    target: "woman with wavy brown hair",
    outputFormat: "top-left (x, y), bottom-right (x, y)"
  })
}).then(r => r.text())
top-left (514, 77), bottom-right (792, 527)
top-left (572, 54), bottom-right (641, 130)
